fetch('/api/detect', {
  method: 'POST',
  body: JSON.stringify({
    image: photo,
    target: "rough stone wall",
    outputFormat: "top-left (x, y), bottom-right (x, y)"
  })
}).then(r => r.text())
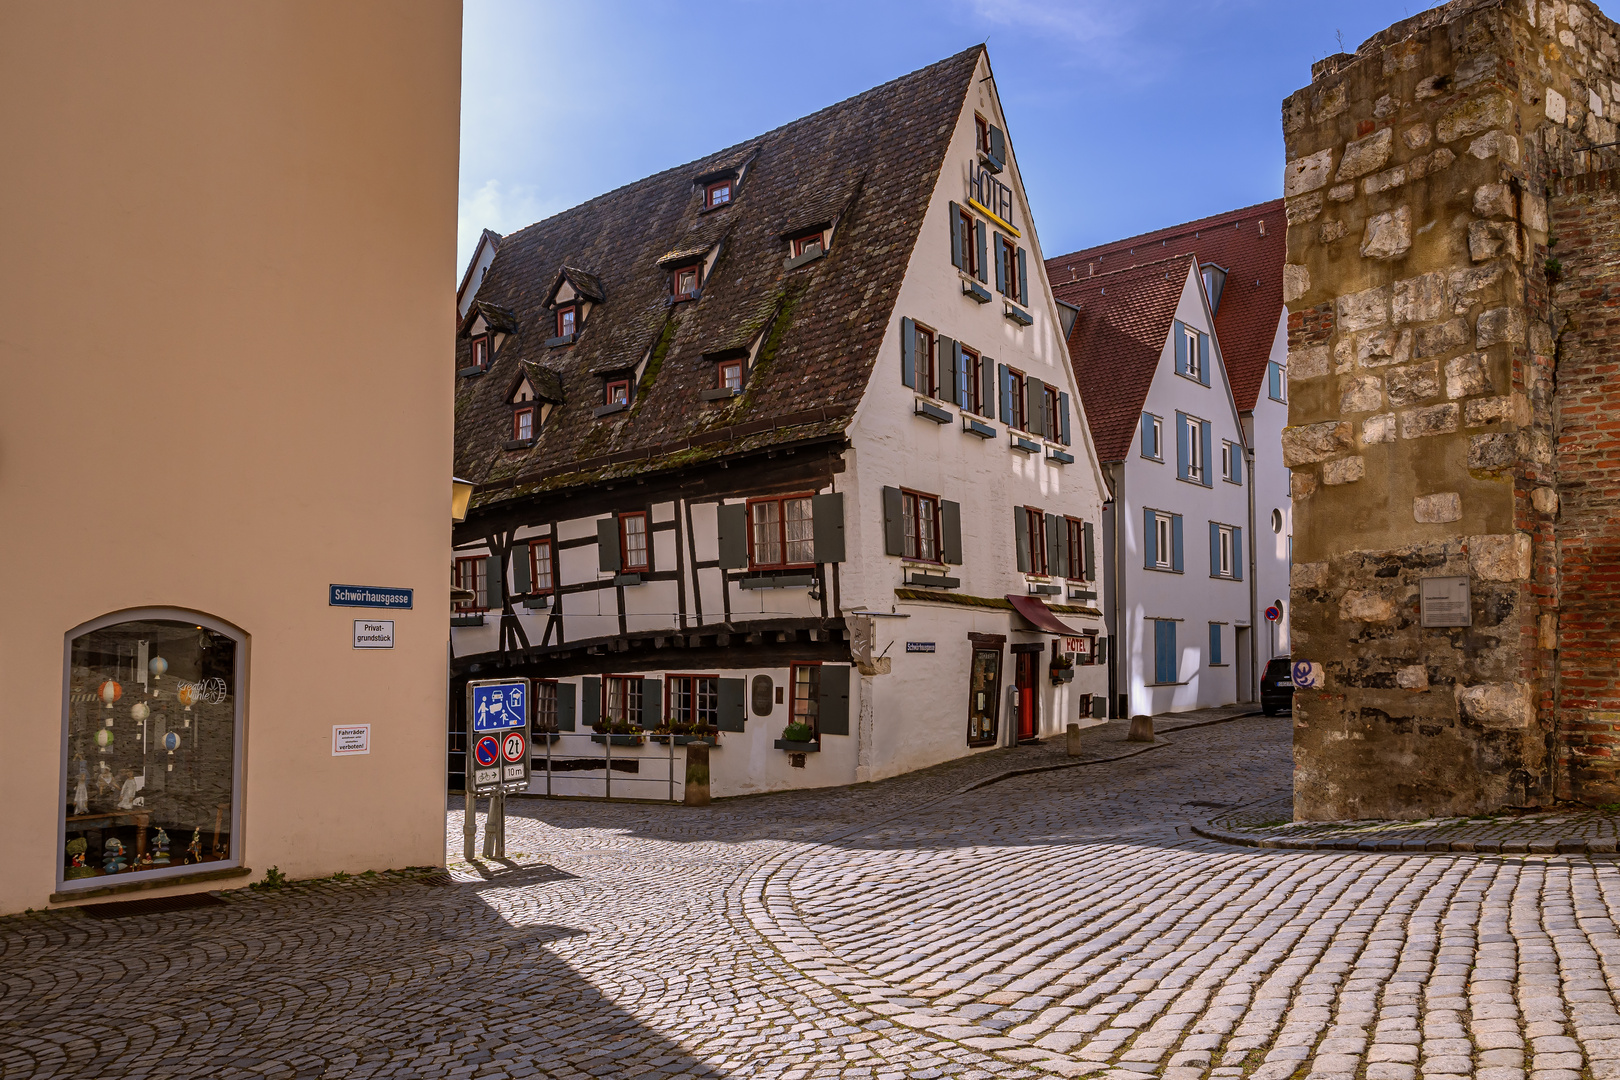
top-left (1283, 0), bottom-right (1618, 820)
top-left (1550, 168), bottom-right (1620, 803)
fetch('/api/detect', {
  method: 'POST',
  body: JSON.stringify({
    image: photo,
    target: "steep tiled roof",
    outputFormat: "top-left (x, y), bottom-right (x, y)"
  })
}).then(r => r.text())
top-left (1046, 199), bottom-right (1285, 412)
top-left (456, 48), bottom-right (984, 509)
top-left (1053, 256), bottom-right (1194, 463)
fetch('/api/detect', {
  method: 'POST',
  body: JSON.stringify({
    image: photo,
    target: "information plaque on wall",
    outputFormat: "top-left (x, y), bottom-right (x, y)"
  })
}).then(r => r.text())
top-left (1420, 576), bottom-right (1472, 628)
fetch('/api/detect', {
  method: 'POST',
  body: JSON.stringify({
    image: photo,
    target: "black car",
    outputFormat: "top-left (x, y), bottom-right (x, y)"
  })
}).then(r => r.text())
top-left (1261, 656), bottom-right (1294, 716)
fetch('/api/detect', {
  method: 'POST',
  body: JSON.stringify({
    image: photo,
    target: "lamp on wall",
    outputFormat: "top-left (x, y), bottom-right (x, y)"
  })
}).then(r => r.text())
top-left (452, 477), bottom-right (475, 523)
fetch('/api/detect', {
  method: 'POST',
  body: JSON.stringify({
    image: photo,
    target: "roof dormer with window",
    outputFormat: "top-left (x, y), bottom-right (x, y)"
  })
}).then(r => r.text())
top-left (456, 300), bottom-right (519, 378)
top-left (542, 266), bottom-right (604, 347)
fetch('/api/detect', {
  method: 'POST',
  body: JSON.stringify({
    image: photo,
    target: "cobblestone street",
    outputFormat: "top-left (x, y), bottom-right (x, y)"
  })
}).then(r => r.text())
top-left (9, 714), bottom-right (1620, 1080)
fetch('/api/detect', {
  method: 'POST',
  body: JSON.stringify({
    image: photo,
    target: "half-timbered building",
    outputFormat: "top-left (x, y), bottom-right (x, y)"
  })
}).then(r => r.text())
top-left (450, 47), bottom-right (1109, 798)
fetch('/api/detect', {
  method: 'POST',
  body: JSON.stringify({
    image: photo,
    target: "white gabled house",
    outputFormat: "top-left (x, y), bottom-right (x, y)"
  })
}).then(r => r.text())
top-left (448, 47), bottom-right (1110, 799)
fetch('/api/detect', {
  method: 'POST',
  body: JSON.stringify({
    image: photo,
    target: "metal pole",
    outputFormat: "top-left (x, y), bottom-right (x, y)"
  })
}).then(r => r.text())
top-left (494, 789), bottom-right (505, 859)
top-left (668, 735), bottom-right (675, 802)
top-left (462, 686), bottom-right (476, 862)
top-left (545, 731), bottom-right (552, 798)
top-left (481, 788), bottom-right (496, 859)
top-left (605, 730), bottom-right (612, 800)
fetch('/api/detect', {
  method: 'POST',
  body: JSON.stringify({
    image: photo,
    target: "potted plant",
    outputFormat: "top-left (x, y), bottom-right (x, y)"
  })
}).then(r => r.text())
top-left (591, 720), bottom-right (645, 747)
top-left (774, 721), bottom-right (819, 752)
top-left (1050, 654), bottom-right (1075, 684)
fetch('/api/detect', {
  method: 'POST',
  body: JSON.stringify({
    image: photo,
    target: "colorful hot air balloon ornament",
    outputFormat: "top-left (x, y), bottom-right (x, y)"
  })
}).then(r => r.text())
top-left (163, 729), bottom-right (181, 770)
top-left (148, 656), bottom-right (168, 681)
top-left (98, 680), bottom-right (122, 709)
top-left (94, 728), bottom-right (113, 752)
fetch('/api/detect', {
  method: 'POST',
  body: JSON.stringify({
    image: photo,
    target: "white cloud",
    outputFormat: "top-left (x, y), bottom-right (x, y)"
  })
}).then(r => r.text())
top-left (455, 179), bottom-right (562, 276)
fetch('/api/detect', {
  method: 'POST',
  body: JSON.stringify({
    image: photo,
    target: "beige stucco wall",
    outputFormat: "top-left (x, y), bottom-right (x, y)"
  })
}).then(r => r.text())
top-left (0, 2), bottom-right (461, 913)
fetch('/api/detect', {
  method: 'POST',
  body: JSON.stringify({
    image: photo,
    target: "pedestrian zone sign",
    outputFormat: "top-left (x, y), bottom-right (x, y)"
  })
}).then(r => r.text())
top-left (471, 681), bottom-right (527, 732)
top-left (466, 679), bottom-right (530, 794)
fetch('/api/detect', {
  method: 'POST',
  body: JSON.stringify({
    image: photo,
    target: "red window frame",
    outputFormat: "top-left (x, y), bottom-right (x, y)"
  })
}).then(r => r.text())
top-left (674, 264), bottom-right (700, 299)
top-left (528, 538), bottom-right (554, 594)
top-left (667, 674), bottom-right (720, 726)
top-left (1065, 517), bottom-right (1085, 580)
top-left (746, 494), bottom-right (816, 570)
top-left (1009, 369), bottom-right (1028, 432)
top-left (791, 231), bottom-right (824, 258)
top-left (512, 406), bottom-right (535, 441)
top-left (1002, 236), bottom-right (1020, 298)
top-left (605, 379), bottom-right (630, 407)
top-left (620, 511), bottom-right (650, 572)
top-left (975, 114), bottom-right (991, 155)
top-left (962, 345), bottom-right (983, 414)
top-left (453, 556), bottom-right (486, 612)
top-left (914, 322), bottom-right (938, 399)
top-left (901, 489), bottom-right (943, 564)
top-left (1043, 385), bottom-right (1061, 440)
top-left (1025, 506), bottom-right (1048, 576)
top-left (705, 179), bottom-right (732, 208)
top-left (556, 305), bottom-right (576, 338)
top-left (718, 358), bottom-right (744, 391)
top-left (790, 662), bottom-right (822, 739)
top-left (532, 679), bottom-right (559, 731)
top-left (602, 675), bottom-right (645, 726)
top-left (471, 334), bottom-right (490, 369)
top-left (958, 206), bottom-right (979, 278)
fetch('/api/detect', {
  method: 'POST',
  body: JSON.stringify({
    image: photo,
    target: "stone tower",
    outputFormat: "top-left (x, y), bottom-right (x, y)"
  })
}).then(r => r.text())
top-left (1283, 0), bottom-right (1620, 819)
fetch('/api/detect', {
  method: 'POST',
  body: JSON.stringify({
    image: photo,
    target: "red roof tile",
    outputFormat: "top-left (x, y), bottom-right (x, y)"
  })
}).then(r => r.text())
top-left (1046, 199), bottom-right (1285, 414)
top-left (1054, 255), bottom-right (1195, 463)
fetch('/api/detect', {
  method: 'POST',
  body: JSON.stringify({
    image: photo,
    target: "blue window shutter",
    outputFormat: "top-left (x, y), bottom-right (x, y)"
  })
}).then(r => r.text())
top-left (999, 364), bottom-right (1013, 423)
top-left (989, 124), bottom-right (1006, 165)
top-left (1172, 514), bottom-right (1184, 573)
top-left (1143, 508), bottom-right (1155, 569)
top-left (1058, 392), bottom-right (1071, 446)
top-left (1173, 321), bottom-right (1187, 376)
top-left (1201, 421), bottom-right (1213, 488)
top-left (1142, 413), bottom-right (1155, 458)
top-left (1268, 361), bottom-right (1282, 400)
top-left (1233, 526), bottom-right (1244, 581)
top-left (1154, 621), bottom-right (1177, 684)
top-left (1175, 412), bottom-right (1189, 481)
top-left (949, 202), bottom-right (964, 269)
top-left (1210, 623), bottom-right (1222, 665)
top-left (1209, 521), bottom-right (1221, 578)
top-left (1198, 332), bottom-right (1212, 386)
top-left (1233, 446), bottom-right (1244, 485)
top-left (975, 220), bottom-right (988, 283)
top-left (994, 234), bottom-right (1008, 294)
top-left (1017, 247), bottom-right (1029, 306)
top-left (900, 317), bottom-right (916, 389)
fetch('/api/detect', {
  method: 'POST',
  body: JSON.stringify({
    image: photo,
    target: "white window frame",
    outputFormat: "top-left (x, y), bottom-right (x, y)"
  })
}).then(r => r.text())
top-left (1185, 415), bottom-right (1203, 481)
top-left (1145, 414), bottom-right (1163, 460)
top-left (1218, 525), bottom-right (1234, 577)
top-left (1154, 512), bottom-right (1172, 569)
top-left (1269, 361), bottom-right (1288, 403)
top-left (1184, 326), bottom-right (1201, 380)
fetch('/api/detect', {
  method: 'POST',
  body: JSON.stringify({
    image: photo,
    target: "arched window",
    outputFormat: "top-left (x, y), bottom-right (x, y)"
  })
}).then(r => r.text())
top-left (60, 609), bottom-right (246, 891)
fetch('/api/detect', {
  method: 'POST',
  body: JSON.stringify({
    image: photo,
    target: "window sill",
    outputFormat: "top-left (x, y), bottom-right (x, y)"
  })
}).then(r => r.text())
top-left (1147, 681), bottom-right (1189, 687)
top-left (1141, 454), bottom-right (1164, 463)
top-left (978, 150), bottom-right (1005, 174)
top-left (521, 594), bottom-right (553, 610)
top-left (458, 365), bottom-right (487, 378)
top-left (1176, 474), bottom-right (1211, 487)
top-left (503, 438), bottom-right (536, 451)
top-left (52, 864), bottom-right (252, 904)
top-left (614, 572), bottom-right (645, 586)
top-left (544, 333), bottom-right (576, 348)
top-left (1027, 583), bottom-right (1061, 596)
top-left (1210, 663), bottom-right (1230, 668)
top-left (1045, 446), bottom-right (1074, 465)
top-left (1068, 588), bottom-right (1098, 601)
top-left (593, 402), bottom-right (628, 418)
top-left (906, 570), bottom-right (960, 589)
top-left (667, 290), bottom-right (701, 305)
top-left (451, 613), bottom-right (487, 627)
top-left (783, 247), bottom-right (825, 271)
top-left (740, 573), bottom-right (815, 590)
top-left (1176, 371), bottom-right (1210, 386)
top-left (914, 398), bottom-right (953, 424)
top-left (1145, 566), bottom-right (1183, 575)
top-left (962, 278), bottom-right (992, 304)
top-left (962, 416), bottom-right (997, 439)
top-left (1010, 434), bottom-right (1040, 454)
top-left (1003, 302), bottom-right (1034, 327)
top-left (701, 387), bottom-right (743, 401)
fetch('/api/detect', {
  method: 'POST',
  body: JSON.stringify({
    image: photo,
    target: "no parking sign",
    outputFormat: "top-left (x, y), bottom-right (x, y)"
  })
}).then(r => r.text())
top-left (465, 679), bottom-right (531, 794)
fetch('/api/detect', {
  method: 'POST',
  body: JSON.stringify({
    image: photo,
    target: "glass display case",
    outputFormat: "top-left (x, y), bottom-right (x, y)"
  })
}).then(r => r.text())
top-left (60, 613), bottom-right (242, 888)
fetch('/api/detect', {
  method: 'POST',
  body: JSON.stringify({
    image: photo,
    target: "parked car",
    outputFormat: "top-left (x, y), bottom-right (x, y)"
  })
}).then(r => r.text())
top-left (1261, 656), bottom-right (1294, 716)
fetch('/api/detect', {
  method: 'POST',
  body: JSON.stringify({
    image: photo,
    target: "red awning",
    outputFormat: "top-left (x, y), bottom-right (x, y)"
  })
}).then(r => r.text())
top-left (1006, 594), bottom-right (1088, 636)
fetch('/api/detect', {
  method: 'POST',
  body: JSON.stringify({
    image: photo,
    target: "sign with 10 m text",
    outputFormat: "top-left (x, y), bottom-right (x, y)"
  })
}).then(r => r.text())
top-left (466, 679), bottom-right (529, 795)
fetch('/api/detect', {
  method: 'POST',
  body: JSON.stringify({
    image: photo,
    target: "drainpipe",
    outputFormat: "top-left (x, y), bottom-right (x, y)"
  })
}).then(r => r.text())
top-left (1246, 445), bottom-right (1259, 700)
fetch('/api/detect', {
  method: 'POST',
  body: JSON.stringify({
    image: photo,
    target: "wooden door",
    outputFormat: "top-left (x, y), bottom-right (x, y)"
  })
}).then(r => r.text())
top-left (1015, 652), bottom-right (1038, 741)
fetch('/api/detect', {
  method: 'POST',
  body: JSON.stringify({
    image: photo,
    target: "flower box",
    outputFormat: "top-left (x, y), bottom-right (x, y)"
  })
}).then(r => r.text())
top-left (1051, 668), bottom-right (1075, 684)
top-left (773, 739), bottom-right (820, 753)
top-left (590, 734), bottom-right (645, 747)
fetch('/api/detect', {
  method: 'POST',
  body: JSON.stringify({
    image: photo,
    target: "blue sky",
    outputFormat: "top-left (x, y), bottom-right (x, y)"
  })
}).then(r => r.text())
top-left (458, 0), bottom-right (1613, 275)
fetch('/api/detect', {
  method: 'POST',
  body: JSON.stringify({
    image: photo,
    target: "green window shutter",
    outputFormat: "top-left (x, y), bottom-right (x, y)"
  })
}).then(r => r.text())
top-left (941, 500), bottom-right (963, 564)
top-left (1143, 508), bottom-right (1155, 569)
top-left (948, 201), bottom-right (964, 269)
top-left (994, 233), bottom-right (1008, 294)
top-left (1209, 623), bottom-right (1222, 665)
top-left (482, 555), bottom-right (499, 608)
top-left (1171, 514), bottom-right (1184, 573)
top-left (901, 317), bottom-right (917, 389)
top-left (1027, 378), bottom-right (1046, 436)
top-left (511, 547), bottom-right (531, 595)
top-left (980, 355), bottom-right (996, 418)
top-left (1209, 521), bottom-right (1222, 578)
top-left (818, 665), bottom-right (851, 735)
top-left (1017, 247), bottom-right (1029, 306)
top-left (1015, 507), bottom-right (1031, 572)
top-left (717, 678), bottom-right (746, 732)
top-left (597, 518), bottom-right (620, 573)
top-left (581, 677), bottom-right (601, 727)
top-left (717, 503), bottom-right (748, 569)
top-left (1091, 693), bottom-right (1107, 719)
top-left (1175, 412), bottom-right (1190, 481)
top-left (882, 486), bottom-right (905, 556)
top-left (1173, 321), bottom-right (1187, 377)
top-left (989, 124), bottom-right (1006, 165)
top-left (1058, 392), bottom-right (1071, 446)
top-left (939, 335), bottom-right (959, 402)
top-left (641, 679), bottom-right (663, 728)
top-left (1200, 421), bottom-right (1214, 488)
top-left (1047, 514), bottom-right (1066, 578)
top-left (1142, 413), bottom-right (1156, 457)
top-left (811, 492), bottom-right (845, 563)
top-left (1083, 521), bottom-right (1095, 581)
top-left (975, 220), bottom-right (988, 283)
top-left (998, 364), bottom-right (1013, 423)
top-left (556, 682), bottom-right (577, 731)
top-left (1198, 332), bottom-right (1212, 386)
top-left (1233, 527), bottom-right (1244, 581)
top-left (1233, 445), bottom-right (1245, 485)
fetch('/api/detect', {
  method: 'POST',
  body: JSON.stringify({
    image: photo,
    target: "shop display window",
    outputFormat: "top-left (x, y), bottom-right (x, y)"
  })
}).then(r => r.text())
top-left (60, 612), bottom-right (244, 889)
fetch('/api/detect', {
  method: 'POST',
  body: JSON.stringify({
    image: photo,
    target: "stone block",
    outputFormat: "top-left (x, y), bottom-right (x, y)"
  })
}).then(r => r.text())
top-left (1283, 421), bottom-right (1355, 466)
top-left (1364, 165), bottom-right (1407, 195)
top-left (1456, 682), bottom-right (1534, 730)
top-left (1284, 148), bottom-right (1335, 197)
top-left (1393, 272), bottom-right (1449, 324)
top-left (1127, 715), bottom-right (1155, 742)
top-left (1437, 94), bottom-right (1514, 143)
top-left (1464, 395), bottom-right (1517, 426)
top-left (1523, 192), bottom-right (1548, 232)
top-left (1403, 124), bottom-right (1432, 149)
top-left (1292, 561), bottom-right (1329, 588)
top-left (1323, 456), bottom-right (1365, 485)
top-left (1415, 318), bottom-right (1472, 358)
top-left (1469, 220), bottom-right (1521, 262)
top-left (1473, 183), bottom-right (1515, 219)
top-left (1476, 306), bottom-right (1526, 347)
top-left (1416, 74), bottom-right (1447, 100)
top-left (1292, 469), bottom-right (1318, 500)
top-left (1284, 263), bottom-right (1311, 303)
top-left (1355, 328), bottom-right (1412, 368)
top-left (1341, 590), bottom-right (1398, 622)
top-left (1468, 433), bottom-right (1517, 471)
top-left (1289, 344), bottom-right (1330, 379)
top-left (1540, 612), bottom-right (1558, 649)
top-left (1445, 353), bottom-right (1492, 398)
top-left (1409, 146), bottom-right (1455, 179)
top-left (1531, 487), bottom-right (1558, 515)
top-left (1337, 127), bottom-right (1394, 180)
top-left (1414, 491), bottom-right (1462, 522)
top-left (1469, 533), bottom-right (1531, 581)
top-left (1400, 403), bottom-right (1459, 438)
top-left (1286, 191), bottom-right (1324, 224)
top-left (1363, 413), bottom-right (1397, 443)
top-left (1329, 182), bottom-right (1356, 202)
top-left (1320, 219), bottom-right (1348, 243)
top-left (1338, 285), bottom-right (1391, 331)
top-left (1468, 130), bottom-right (1520, 163)
top-left (1362, 207), bottom-right (1412, 260)
top-left (1340, 375), bottom-right (1384, 413)
top-left (1386, 361), bottom-right (1441, 407)
top-left (1547, 87), bottom-right (1568, 123)
top-left (1450, 260), bottom-right (1509, 300)
top-left (1396, 664), bottom-right (1430, 689)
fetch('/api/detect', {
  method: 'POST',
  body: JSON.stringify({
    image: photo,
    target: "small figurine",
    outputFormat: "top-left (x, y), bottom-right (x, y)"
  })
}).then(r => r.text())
top-left (135, 852), bottom-right (153, 869)
top-left (186, 827), bottom-right (202, 864)
top-left (95, 759), bottom-right (116, 795)
top-left (64, 838), bottom-right (94, 879)
top-left (72, 759), bottom-right (88, 815)
top-left (115, 769), bottom-right (145, 810)
top-left (151, 828), bottom-right (170, 866)
top-left (102, 837), bottom-right (127, 873)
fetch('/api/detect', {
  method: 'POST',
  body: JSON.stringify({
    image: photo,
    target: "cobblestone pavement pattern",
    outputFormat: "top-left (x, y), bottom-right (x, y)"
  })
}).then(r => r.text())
top-left (8, 713), bottom-right (1620, 1080)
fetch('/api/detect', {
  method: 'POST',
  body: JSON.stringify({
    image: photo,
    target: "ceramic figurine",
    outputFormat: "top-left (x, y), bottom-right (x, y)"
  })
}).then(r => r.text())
top-left (151, 828), bottom-right (170, 866)
top-left (64, 838), bottom-right (94, 879)
top-left (135, 852), bottom-right (153, 869)
top-left (102, 837), bottom-right (127, 873)
top-left (116, 770), bottom-right (145, 810)
top-left (95, 759), bottom-right (115, 794)
top-left (72, 757), bottom-right (88, 814)
top-left (186, 827), bottom-right (202, 864)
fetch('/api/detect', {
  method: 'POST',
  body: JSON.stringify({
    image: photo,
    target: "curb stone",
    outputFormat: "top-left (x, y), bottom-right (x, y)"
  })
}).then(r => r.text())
top-left (1191, 820), bottom-right (1620, 855)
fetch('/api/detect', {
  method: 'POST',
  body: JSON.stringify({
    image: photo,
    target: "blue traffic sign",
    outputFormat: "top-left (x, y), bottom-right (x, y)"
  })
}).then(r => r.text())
top-left (471, 681), bottom-right (527, 733)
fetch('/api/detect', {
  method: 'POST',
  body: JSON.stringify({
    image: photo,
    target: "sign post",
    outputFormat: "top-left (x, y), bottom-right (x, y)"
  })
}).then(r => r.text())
top-left (464, 678), bottom-right (529, 860)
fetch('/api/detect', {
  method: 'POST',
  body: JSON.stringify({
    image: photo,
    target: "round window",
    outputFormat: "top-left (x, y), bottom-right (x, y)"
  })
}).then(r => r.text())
top-left (1271, 508), bottom-right (1284, 533)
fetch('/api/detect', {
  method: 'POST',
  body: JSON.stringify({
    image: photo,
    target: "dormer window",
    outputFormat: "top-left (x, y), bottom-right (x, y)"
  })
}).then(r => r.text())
top-left (674, 265), bottom-right (700, 300)
top-left (471, 335), bottom-right (490, 369)
top-left (557, 305), bottom-right (576, 338)
top-left (705, 180), bottom-right (732, 209)
top-left (792, 232), bottom-right (823, 259)
top-left (512, 406), bottom-right (535, 441)
top-left (606, 379), bottom-right (630, 407)
top-left (719, 359), bottom-right (744, 391)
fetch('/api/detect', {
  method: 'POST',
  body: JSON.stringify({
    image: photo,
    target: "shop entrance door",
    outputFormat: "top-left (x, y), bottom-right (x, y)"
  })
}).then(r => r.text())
top-left (1015, 651), bottom-right (1039, 741)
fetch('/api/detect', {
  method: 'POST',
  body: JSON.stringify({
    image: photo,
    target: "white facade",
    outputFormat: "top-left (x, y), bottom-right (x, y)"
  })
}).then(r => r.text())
top-left (1103, 264), bottom-right (1253, 717)
top-left (1246, 309), bottom-right (1293, 664)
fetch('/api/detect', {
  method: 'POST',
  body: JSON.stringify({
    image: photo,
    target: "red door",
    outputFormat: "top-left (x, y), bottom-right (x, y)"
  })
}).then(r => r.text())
top-left (1015, 652), bottom-right (1039, 741)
